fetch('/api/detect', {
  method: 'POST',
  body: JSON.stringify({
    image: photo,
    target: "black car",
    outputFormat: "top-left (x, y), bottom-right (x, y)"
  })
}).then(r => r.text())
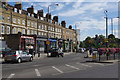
top-left (50, 48), bottom-right (64, 57)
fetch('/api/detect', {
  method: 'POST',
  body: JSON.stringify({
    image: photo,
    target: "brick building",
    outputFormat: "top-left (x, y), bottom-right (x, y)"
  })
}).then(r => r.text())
top-left (0, 1), bottom-right (78, 54)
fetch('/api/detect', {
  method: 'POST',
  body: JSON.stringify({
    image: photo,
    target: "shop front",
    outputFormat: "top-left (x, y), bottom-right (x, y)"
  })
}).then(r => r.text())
top-left (36, 36), bottom-right (47, 53)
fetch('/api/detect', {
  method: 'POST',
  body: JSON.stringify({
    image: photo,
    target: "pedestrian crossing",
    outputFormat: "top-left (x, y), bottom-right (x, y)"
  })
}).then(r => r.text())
top-left (3, 62), bottom-right (116, 78)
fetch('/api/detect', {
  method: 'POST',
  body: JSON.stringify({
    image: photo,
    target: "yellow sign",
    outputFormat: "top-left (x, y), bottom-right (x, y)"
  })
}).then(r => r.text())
top-left (46, 40), bottom-right (50, 44)
top-left (105, 39), bottom-right (109, 42)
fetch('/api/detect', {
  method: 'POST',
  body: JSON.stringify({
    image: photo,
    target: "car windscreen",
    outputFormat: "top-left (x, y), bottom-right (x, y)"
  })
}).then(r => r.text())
top-left (6, 51), bottom-right (16, 55)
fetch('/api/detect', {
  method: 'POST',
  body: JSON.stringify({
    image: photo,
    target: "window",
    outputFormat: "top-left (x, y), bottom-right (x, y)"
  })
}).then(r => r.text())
top-left (44, 33), bottom-right (46, 36)
top-left (41, 32), bottom-right (43, 36)
top-left (27, 30), bottom-right (30, 35)
top-left (32, 14), bottom-right (34, 17)
top-left (22, 20), bottom-right (25, 25)
top-left (39, 32), bottom-right (40, 35)
top-left (2, 15), bottom-right (5, 20)
top-left (31, 22), bottom-right (33, 27)
top-left (60, 29), bottom-right (61, 32)
top-left (7, 26), bottom-right (10, 34)
top-left (45, 25), bottom-right (46, 30)
top-left (39, 25), bottom-right (41, 29)
top-left (22, 29), bottom-right (25, 34)
top-left (19, 10), bottom-right (22, 14)
top-left (0, 16), bottom-right (2, 20)
top-left (28, 13), bottom-right (30, 16)
top-left (35, 31), bottom-right (37, 35)
top-left (13, 18), bottom-right (16, 23)
top-left (31, 30), bottom-right (33, 34)
top-left (7, 17), bottom-right (10, 22)
top-left (1, 25), bottom-right (4, 34)
top-left (18, 19), bottom-right (21, 24)
top-left (27, 21), bottom-right (30, 26)
top-left (18, 28), bottom-right (21, 33)
top-left (42, 25), bottom-right (44, 29)
top-left (35, 23), bottom-right (37, 28)
top-left (13, 27), bottom-right (16, 34)
top-left (14, 8), bottom-right (17, 13)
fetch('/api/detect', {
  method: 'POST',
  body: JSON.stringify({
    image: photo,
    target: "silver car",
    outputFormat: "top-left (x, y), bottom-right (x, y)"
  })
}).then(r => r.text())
top-left (4, 50), bottom-right (33, 63)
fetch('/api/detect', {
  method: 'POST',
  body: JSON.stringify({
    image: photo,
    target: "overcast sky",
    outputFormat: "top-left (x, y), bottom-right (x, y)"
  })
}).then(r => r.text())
top-left (8, 0), bottom-right (119, 41)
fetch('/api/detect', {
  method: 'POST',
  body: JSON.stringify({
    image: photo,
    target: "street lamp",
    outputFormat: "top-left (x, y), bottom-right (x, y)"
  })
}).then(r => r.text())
top-left (47, 3), bottom-right (59, 56)
top-left (104, 10), bottom-right (108, 60)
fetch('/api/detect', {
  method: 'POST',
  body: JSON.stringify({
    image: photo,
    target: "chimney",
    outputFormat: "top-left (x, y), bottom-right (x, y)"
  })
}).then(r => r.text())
top-left (37, 10), bottom-right (44, 17)
top-left (27, 5), bottom-right (34, 13)
top-left (15, 2), bottom-right (22, 10)
top-left (69, 25), bottom-right (72, 29)
top-left (61, 21), bottom-right (66, 28)
top-left (53, 16), bottom-right (58, 22)
top-left (46, 13), bottom-right (51, 19)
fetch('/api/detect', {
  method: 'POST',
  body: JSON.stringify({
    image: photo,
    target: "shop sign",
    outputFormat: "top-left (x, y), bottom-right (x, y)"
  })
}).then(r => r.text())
top-left (21, 36), bottom-right (34, 39)
top-left (46, 40), bottom-right (50, 44)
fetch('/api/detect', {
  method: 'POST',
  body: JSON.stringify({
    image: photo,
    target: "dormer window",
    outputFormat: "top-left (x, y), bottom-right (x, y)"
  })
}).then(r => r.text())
top-left (40, 17), bottom-right (44, 20)
top-left (19, 10), bottom-right (22, 14)
top-left (32, 14), bottom-right (34, 17)
top-left (14, 8), bottom-right (17, 13)
top-left (28, 13), bottom-right (30, 16)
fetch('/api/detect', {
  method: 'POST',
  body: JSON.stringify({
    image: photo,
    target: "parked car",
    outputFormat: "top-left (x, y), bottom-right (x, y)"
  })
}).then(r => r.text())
top-left (50, 48), bottom-right (64, 57)
top-left (0, 47), bottom-right (11, 58)
top-left (4, 50), bottom-right (33, 63)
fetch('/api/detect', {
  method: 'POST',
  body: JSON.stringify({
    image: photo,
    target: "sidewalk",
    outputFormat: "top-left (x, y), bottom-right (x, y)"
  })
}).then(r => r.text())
top-left (33, 52), bottom-right (75, 60)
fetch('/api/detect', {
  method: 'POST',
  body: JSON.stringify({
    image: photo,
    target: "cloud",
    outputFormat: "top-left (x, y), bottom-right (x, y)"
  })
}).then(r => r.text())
top-left (55, 3), bottom-right (64, 11)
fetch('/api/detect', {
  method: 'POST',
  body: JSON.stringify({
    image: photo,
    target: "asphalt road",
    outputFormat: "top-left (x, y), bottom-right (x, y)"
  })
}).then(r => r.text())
top-left (1, 53), bottom-right (119, 80)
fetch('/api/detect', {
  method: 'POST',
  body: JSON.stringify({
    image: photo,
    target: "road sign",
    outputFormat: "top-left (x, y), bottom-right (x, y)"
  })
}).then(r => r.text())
top-left (46, 40), bottom-right (50, 44)
top-left (105, 39), bottom-right (109, 42)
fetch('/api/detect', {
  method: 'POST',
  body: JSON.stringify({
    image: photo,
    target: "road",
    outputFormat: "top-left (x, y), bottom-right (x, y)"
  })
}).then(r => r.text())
top-left (1, 53), bottom-right (119, 80)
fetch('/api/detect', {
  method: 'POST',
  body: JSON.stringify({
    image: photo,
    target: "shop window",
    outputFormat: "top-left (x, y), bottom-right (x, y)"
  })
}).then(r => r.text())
top-left (1, 25), bottom-right (4, 34)
top-left (7, 26), bottom-right (10, 34)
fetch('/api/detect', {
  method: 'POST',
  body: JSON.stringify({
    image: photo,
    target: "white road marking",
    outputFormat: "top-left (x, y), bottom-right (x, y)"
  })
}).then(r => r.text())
top-left (34, 65), bottom-right (39, 67)
top-left (92, 63), bottom-right (104, 66)
top-left (6, 73), bottom-right (15, 80)
top-left (65, 64), bottom-right (80, 70)
top-left (81, 64), bottom-right (92, 67)
top-left (52, 66), bottom-right (64, 73)
top-left (35, 69), bottom-right (41, 77)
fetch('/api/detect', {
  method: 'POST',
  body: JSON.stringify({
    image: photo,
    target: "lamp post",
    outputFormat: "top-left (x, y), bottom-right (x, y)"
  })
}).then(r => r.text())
top-left (47, 4), bottom-right (59, 56)
top-left (75, 22), bottom-right (81, 52)
top-left (104, 10), bottom-right (108, 60)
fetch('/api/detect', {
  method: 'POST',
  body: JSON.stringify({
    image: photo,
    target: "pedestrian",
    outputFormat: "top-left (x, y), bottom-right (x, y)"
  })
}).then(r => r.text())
top-left (58, 48), bottom-right (64, 57)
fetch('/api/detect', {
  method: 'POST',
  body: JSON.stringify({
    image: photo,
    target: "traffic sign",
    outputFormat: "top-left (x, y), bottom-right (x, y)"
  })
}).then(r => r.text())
top-left (46, 40), bottom-right (50, 44)
top-left (105, 39), bottom-right (109, 42)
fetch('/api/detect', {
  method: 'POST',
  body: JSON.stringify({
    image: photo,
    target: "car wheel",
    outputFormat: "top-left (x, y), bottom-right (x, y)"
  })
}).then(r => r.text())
top-left (29, 57), bottom-right (33, 62)
top-left (18, 58), bottom-right (22, 63)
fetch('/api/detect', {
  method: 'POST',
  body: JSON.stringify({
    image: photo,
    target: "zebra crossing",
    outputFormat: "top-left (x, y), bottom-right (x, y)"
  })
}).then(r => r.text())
top-left (2, 62), bottom-right (116, 79)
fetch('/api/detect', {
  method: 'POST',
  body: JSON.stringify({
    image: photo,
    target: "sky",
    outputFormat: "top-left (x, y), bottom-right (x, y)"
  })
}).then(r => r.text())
top-left (8, 0), bottom-right (119, 41)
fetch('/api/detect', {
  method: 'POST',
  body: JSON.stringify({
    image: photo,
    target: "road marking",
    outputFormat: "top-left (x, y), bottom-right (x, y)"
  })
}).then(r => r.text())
top-left (6, 73), bottom-right (15, 80)
top-left (93, 63), bottom-right (104, 66)
top-left (65, 64), bottom-right (80, 70)
top-left (81, 64), bottom-right (92, 67)
top-left (34, 65), bottom-right (39, 67)
top-left (35, 69), bottom-right (41, 77)
top-left (52, 66), bottom-right (64, 73)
